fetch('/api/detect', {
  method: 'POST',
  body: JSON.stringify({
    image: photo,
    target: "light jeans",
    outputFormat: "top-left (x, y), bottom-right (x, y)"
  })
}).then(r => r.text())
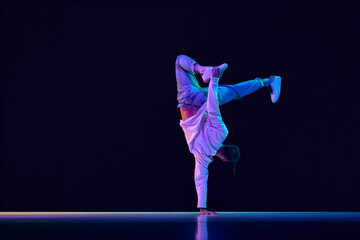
top-left (176, 55), bottom-right (265, 110)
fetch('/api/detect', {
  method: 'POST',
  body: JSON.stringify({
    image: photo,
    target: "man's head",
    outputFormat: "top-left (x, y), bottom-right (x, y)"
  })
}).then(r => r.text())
top-left (216, 144), bottom-right (240, 163)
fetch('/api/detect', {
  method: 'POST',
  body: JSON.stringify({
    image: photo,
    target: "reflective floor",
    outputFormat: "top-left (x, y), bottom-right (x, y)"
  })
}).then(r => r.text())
top-left (1, 212), bottom-right (360, 240)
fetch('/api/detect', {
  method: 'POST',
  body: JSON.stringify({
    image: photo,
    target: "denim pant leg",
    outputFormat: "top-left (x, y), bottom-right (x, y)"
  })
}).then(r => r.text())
top-left (217, 78), bottom-right (265, 106)
top-left (176, 55), bottom-right (207, 110)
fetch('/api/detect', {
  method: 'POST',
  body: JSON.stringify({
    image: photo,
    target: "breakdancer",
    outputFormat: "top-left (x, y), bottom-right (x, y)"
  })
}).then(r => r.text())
top-left (176, 55), bottom-right (281, 215)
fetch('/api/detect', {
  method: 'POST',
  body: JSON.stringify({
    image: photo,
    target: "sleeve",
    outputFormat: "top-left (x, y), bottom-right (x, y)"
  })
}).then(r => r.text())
top-left (206, 77), bottom-right (229, 137)
top-left (207, 77), bottom-right (222, 125)
top-left (194, 155), bottom-right (210, 209)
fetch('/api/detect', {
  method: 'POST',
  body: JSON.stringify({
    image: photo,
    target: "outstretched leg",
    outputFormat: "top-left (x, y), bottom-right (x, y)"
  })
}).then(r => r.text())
top-left (218, 77), bottom-right (273, 106)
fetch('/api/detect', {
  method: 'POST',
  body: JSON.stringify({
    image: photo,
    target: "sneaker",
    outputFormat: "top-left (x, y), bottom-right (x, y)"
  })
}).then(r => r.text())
top-left (269, 76), bottom-right (282, 103)
top-left (201, 63), bottom-right (228, 83)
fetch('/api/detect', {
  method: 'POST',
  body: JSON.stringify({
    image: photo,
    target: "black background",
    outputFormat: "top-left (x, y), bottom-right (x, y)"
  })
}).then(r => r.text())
top-left (1, 0), bottom-right (359, 211)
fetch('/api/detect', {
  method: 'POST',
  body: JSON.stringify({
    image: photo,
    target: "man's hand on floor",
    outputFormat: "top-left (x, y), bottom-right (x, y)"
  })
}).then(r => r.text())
top-left (200, 209), bottom-right (219, 215)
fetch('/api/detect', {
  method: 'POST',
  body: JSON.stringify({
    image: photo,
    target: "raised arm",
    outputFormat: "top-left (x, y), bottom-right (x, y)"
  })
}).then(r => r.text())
top-left (206, 68), bottom-right (228, 136)
top-left (207, 76), bottom-right (221, 124)
top-left (207, 66), bottom-right (221, 115)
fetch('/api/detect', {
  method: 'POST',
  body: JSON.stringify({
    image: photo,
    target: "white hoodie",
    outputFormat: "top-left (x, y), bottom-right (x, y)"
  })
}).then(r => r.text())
top-left (180, 77), bottom-right (228, 208)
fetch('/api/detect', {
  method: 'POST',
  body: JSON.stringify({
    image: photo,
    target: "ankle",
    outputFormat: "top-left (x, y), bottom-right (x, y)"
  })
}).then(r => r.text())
top-left (262, 78), bottom-right (272, 87)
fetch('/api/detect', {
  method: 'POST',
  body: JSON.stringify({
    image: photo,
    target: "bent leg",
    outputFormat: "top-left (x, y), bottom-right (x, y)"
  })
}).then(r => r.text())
top-left (176, 55), bottom-right (207, 110)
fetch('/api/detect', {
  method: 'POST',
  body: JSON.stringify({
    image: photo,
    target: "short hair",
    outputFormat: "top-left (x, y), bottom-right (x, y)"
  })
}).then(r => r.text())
top-left (218, 144), bottom-right (240, 163)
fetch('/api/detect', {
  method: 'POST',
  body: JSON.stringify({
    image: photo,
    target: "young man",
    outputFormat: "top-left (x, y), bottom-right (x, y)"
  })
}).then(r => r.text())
top-left (176, 55), bottom-right (281, 215)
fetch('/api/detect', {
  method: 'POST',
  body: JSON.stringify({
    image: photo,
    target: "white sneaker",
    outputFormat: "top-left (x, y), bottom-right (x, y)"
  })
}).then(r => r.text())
top-left (201, 63), bottom-right (228, 83)
top-left (269, 76), bottom-right (282, 103)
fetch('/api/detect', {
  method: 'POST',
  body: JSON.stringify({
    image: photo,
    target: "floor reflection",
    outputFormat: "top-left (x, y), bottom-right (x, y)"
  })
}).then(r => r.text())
top-left (0, 212), bottom-right (359, 240)
top-left (196, 215), bottom-right (208, 240)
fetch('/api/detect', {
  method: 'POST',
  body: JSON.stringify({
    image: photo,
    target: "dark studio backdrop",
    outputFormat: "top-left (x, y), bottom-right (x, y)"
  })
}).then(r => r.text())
top-left (1, 0), bottom-right (359, 211)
